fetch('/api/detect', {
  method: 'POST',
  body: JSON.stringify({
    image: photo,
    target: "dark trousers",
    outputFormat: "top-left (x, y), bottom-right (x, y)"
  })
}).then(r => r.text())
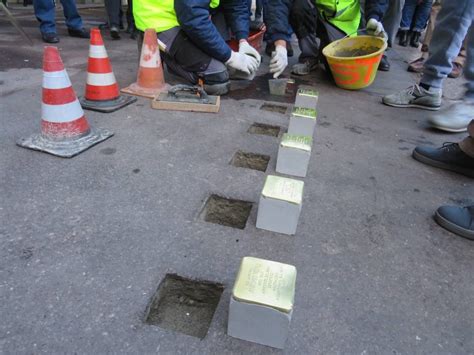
top-left (104, 0), bottom-right (122, 27)
top-left (400, 0), bottom-right (433, 32)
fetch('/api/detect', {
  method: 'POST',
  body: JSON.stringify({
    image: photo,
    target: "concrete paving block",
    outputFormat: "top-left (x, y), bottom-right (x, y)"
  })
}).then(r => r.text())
top-left (294, 85), bottom-right (319, 111)
top-left (288, 106), bottom-right (317, 137)
top-left (256, 175), bottom-right (304, 235)
top-left (276, 134), bottom-right (312, 177)
top-left (227, 257), bottom-right (297, 349)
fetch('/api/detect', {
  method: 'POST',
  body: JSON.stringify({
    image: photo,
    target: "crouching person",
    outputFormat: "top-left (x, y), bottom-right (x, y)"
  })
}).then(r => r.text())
top-left (133, 0), bottom-right (261, 95)
top-left (265, 0), bottom-right (361, 78)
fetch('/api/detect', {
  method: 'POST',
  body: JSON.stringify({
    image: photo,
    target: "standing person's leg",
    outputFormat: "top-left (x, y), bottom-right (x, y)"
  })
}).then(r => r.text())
top-left (383, 0), bottom-right (473, 114)
top-left (104, 0), bottom-right (121, 38)
top-left (399, 0), bottom-right (416, 46)
top-left (464, 27), bottom-right (474, 101)
top-left (33, 0), bottom-right (57, 35)
top-left (60, 0), bottom-right (83, 31)
top-left (382, 0), bottom-right (405, 47)
top-left (410, 0), bottom-right (433, 47)
top-left (422, 0), bottom-right (472, 90)
top-left (427, 22), bottom-right (474, 132)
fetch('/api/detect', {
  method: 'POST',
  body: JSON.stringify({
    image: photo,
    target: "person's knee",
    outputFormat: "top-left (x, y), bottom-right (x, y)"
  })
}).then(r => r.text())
top-left (199, 60), bottom-right (230, 95)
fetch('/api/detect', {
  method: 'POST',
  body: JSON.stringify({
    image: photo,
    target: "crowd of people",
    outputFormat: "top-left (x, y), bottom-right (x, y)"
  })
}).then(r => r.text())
top-left (32, 0), bottom-right (473, 239)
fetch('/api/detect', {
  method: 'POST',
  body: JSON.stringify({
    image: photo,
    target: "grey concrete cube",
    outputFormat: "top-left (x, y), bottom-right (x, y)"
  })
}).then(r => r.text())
top-left (288, 106), bottom-right (317, 137)
top-left (256, 175), bottom-right (304, 235)
top-left (276, 134), bottom-right (312, 178)
top-left (227, 257), bottom-right (297, 349)
top-left (294, 85), bottom-right (318, 111)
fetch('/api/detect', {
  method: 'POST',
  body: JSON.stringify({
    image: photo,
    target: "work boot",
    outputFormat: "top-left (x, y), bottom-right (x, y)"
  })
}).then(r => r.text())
top-left (428, 101), bottom-right (473, 133)
top-left (382, 84), bottom-right (442, 110)
top-left (435, 205), bottom-right (474, 240)
top-left (410, 31), bottom-right (421, 48)
top-left (399, 30), bottom-right (409, 46)
top-left (412, 143), bottom-right (474, 178)
top-left (378, 54), bottom-right (390, 71)
top-left (42, 32), bottom-right (59, 43)
top-left (68, 28), bottom-right (90, 39)
top-left (448, 62), bottom-right (463, 78)
top-left (292, 58), bottom-right (318, 75)
top-left (110, 25), bottom-right (120, 40)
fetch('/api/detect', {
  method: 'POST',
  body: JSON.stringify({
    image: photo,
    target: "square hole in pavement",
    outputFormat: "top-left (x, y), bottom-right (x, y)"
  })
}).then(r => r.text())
top-left (260, 103), bottom-right (288, 114)
top-left (145, 274), bottom-right (224, 339)
top-left (231, 151), bottom-right (270, 172)
top-left (201, 194), bottom-right (252, 229)
top-left (247, 123), bottom-right (281, 137)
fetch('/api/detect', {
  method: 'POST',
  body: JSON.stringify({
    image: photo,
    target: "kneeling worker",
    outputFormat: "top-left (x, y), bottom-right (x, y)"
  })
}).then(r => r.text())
top-left (266, 0), bottom-right (385, 78)
top-left (133, 0), bottom-right (261, 95)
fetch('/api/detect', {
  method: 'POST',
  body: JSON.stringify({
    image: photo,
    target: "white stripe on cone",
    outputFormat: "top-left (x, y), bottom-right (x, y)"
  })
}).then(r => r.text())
top-left (42, 99), bottom-right (84, 123)
top-left (43, 70), bottom-right (72, 89)
top-left (139, 47), bottom-right (160, 68)
top-left (89, 45), bottom-right (108, 59)
top-left (86, 72), bottom-right (117, 86)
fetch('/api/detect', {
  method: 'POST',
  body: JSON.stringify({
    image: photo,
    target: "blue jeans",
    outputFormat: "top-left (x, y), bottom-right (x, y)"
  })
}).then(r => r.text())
top-left (400, 0), bottom-right (433, 32)
top-left (422, 0), bottom-right (474, 99)
top-left (34, 0), bottom-right (83, 34)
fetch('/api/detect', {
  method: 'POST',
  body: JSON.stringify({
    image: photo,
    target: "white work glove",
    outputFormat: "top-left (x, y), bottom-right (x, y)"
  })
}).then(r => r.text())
top-left (367, 18), bottom-right (388, 41)
top-left (269, 45), bottom-right (288, 78)
top-left (239, 40), bottom-right (261, 67)
top-left (226, 51), bottom-right (259, 75)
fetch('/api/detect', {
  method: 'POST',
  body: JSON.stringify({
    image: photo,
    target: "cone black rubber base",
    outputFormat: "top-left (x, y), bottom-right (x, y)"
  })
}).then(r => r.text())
top-left (79, 95), bottom-right (137, 113)
top-left (17, 127), bottom-right (114, 158)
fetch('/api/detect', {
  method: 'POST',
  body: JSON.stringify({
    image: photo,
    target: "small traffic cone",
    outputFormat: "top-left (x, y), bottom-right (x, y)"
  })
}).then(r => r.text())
top-left (121, 28), bottom-right (168, 98)
top-left (17, 46), bottom-right (113, 158)
top-left (79, 28), bottom-right (137, 113)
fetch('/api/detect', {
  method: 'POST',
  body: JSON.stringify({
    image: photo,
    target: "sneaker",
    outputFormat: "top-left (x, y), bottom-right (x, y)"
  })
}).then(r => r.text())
top-left (428, 101), bottom-right (473, 132)
top-left (382, 84), bottom-right (442, 110)
top-left (435, 205), bottom-right (474, 240)
top-left (41, 32), bottom-right (59, 43)
top-left (412, 143), bottom-right (474, 178)
top-left (291, 58), bottom-right (318, 75)
top-left (110, 25), bottom-right (120, 40)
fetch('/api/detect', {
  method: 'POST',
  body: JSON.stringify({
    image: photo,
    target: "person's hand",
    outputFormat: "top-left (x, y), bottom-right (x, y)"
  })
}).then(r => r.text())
top-left (226, 51), bottom-right (259, 74)
top-left (269, 44), bottom-right (288, 78)
top-left (367, 18), bottom-right (388, 40)
top-left (239, 40), bottom-right (261, 66)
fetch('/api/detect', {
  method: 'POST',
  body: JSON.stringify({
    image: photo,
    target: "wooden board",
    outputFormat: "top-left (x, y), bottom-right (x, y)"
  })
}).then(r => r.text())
top-left (151, 94), bottom-right (220, 113)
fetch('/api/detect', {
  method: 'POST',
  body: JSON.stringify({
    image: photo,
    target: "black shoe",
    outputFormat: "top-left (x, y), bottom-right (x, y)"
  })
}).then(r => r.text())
top-left (399, 30), bottom-right (409, 46)
top-left (110, 25), bottom-right (120, 39)
top-left (410, 31), bottom-right (421, 48)
top-left (412, 143), bottom-right (474, 178)
top-left (42, 32), bottom-right (59, 43)
top-left (67, 27), bottom-right (90, 39)
top-left (130, 31), bottom-right (137, 40)
top-left (435, 205), bottom-right (474, 240)
top-left (378, 55), bottom-right (390, 71)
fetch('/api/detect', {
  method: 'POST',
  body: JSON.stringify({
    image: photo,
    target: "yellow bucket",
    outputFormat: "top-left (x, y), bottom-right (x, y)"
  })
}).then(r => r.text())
top-left (322, 35), bottom-right (387, 90)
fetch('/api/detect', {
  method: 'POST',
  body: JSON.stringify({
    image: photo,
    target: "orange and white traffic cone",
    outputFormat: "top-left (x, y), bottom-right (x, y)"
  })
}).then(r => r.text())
top-left (79, 28), bottom-right (137, 113)
top-left (121, 28), bottom-right (168, 98)
top-left (17, 46), bottom-right (113, 158)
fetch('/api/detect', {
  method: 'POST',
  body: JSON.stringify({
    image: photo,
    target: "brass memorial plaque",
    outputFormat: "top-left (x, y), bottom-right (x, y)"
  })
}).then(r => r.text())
top-left (280, 134), bottom-right (312, 152)
top-left (233, 257), bottom-right (297, 313)
top-left (261, 175), bottom-right (304, 205)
